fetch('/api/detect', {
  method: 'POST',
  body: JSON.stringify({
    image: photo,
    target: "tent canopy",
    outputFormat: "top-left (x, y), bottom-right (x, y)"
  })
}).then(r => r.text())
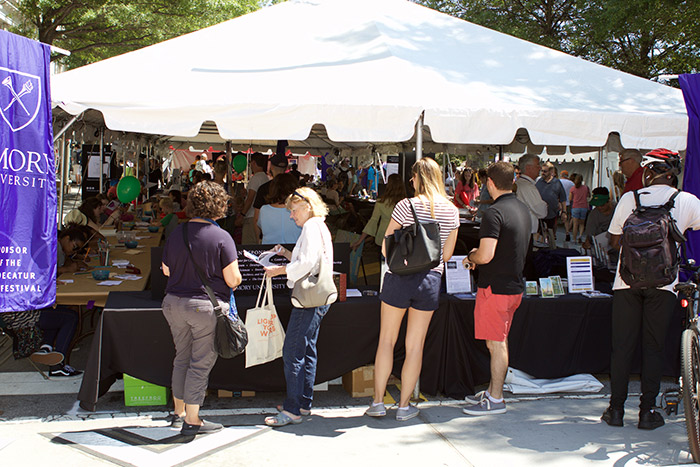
top-left (51, 0), bottom-right (688, 151)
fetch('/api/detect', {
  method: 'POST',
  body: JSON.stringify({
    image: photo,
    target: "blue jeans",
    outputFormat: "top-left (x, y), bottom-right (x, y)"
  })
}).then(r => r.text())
top-left (282, 304), bottom-right (330, 416)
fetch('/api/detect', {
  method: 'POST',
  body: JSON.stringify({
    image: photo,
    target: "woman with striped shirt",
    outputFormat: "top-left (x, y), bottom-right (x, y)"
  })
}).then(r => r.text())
top-left (366, 157), bottom-right (459, 421)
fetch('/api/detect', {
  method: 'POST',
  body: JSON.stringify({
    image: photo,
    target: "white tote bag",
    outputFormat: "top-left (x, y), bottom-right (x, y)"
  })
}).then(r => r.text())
top-left (245, 276), bottom-right (286, 368)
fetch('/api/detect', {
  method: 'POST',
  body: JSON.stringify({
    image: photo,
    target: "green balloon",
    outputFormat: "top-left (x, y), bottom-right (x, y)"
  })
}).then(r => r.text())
top-left (117, 176), bottom-right (141, 203)
top-left (233, 154), bottom-right (247, 173)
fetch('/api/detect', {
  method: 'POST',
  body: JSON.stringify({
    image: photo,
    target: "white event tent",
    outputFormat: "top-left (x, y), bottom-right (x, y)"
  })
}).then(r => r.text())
top-left (51, 0), bottom-right (688, 180)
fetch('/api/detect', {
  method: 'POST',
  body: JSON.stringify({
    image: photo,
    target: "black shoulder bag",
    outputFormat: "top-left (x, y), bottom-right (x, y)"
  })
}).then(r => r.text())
top-left (384, 199), bottom-right (442, 275)
top-left (183, 222), bottom-right (247, 358)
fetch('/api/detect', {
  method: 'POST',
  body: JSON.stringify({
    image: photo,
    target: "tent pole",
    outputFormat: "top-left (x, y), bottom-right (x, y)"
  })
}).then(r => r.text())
top-left (99, 129), bottom-right (104, 194)
top-left (53, 112), bottom-right (83, 143)
top-left (57, 135), bottom-right (66, 227)
top-left (415, 113), bottom-right (423, 160)
top-left (226, 141), bottom-right (232, 196)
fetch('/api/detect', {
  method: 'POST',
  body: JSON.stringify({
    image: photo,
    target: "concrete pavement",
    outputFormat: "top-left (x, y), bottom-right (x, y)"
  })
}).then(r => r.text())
top-left (0, 388), bottom-right (694, 466)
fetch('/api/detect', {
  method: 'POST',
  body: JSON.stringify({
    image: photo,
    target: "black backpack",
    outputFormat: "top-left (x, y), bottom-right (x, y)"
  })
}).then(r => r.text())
top-left (620, 190), bottom-right (686, 289)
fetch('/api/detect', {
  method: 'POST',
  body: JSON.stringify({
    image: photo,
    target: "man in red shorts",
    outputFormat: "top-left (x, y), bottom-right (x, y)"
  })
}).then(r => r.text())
top-left (462, 162), bottom-right (531, 415)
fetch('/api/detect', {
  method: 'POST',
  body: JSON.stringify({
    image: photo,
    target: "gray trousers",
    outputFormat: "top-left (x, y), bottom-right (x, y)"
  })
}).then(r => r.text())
top-left (162, 294), bottom-right (225, 405)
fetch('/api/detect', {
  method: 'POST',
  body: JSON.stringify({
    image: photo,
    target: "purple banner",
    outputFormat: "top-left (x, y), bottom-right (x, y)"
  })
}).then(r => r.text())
top-left (0, 30), bottom-right (56, 312)
top-left (680, 74), bottom-right (700, 265)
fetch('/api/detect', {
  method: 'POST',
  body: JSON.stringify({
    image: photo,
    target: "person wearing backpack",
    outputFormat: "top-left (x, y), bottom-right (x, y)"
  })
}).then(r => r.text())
top-left (602, 149), bottom-right (700, 430)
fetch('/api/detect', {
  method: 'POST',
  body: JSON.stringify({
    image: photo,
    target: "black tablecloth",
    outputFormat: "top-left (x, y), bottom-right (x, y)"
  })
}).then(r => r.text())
top-left (77, 291), bottom-right (683, 411)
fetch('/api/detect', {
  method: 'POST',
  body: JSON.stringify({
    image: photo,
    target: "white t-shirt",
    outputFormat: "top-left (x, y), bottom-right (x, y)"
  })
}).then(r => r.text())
top-left (609, 185), bottom-right (700, 293)
top-left (245, 172), bottom-right (271, 218)
top-left (560, 178), bottom-right (575, 206)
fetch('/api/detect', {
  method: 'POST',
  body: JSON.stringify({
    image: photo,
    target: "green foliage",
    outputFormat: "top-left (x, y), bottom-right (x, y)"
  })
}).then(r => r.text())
top-left (11, 0), bottom-right (263, 69)
top-left (415, 0), bottom-right (700, 79)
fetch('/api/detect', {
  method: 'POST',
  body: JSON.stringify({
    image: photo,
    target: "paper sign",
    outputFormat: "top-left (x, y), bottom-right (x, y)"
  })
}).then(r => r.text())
top-left (445, 255), bottom-right (472, 294)
top-left (566, 256), bottom-right (594, 293)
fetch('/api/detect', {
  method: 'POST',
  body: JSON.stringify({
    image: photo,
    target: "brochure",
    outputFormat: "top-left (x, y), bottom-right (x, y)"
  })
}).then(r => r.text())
top-left (243, 250), bottom-right (276, 267)
top-left (539, 277), bottom-right (555, 298)
top-left (549, 276), bottom-right (565, 296)
top-left (525, 281), bottom-right (538, 296)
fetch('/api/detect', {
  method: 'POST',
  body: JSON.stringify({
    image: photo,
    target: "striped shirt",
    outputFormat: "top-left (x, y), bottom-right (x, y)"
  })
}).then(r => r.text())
top-left (391, 197), bottom-right (460, 273)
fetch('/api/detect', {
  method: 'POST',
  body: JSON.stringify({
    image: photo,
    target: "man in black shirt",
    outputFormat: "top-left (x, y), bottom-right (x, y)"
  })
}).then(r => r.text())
top-left (462, 162), bottom-right (531, 416)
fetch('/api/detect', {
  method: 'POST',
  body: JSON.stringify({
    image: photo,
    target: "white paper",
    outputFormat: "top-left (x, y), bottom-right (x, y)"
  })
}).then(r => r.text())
top-left (97, 280), bottom-right (123, 286)
top-left (243, 249), bottom-right (275, 267)
top-left (346, 289), bottom-right (363, 298)
top-left (566, 256), bottom-right (594, 293)
top-left (87, 155), bottom-right (101, 178)
top-left (445, 255), bottom-right (472, 294)
top-left (113, 274), bottom-right (142, 281)
top-left (58, 279), bottom-right (74, 284)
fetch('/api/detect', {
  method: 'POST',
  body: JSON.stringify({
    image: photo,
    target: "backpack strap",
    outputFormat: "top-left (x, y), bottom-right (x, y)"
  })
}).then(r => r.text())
top-left (633, 190), bottom-right (642, 209)
top-left (663, 190), bottom-right (681, 211)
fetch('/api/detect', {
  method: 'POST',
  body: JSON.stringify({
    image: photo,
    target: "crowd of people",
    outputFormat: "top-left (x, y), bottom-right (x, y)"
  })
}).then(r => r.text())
top-left (3, 142), bottom-right (696, 439)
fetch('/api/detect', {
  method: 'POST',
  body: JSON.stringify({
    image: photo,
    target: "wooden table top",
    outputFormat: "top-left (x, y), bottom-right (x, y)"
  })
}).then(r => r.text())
top-left (56, 228), bottom-right (162, 307)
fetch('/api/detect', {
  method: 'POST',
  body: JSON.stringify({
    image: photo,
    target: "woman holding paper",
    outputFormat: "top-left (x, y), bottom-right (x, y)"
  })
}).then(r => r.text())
top-left (263, 187), bottom-right (334, 427)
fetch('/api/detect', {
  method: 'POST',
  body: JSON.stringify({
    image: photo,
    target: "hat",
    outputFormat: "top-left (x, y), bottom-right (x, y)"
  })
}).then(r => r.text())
top-left (270, 140), bottom-right (289, 168)
top-left (64, 209), bottom-right (88, 226)
top-left (590, 187), bottom-right (610, 206)
top-left (269, 152), bottom-right (288, 168)
top-left (560, 170), bottom-right (569, 178)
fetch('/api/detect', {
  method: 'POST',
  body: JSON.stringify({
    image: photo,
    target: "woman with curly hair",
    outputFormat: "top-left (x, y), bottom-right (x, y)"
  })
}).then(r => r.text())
top-left (161, 181), bottom-right (242, 436)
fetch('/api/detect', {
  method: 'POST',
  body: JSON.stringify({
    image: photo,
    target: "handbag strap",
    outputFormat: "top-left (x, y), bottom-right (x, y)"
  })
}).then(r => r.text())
top-left (254, 275), bottom-right (274, 308)
top-left (183, 222), bottom-right (221, 312)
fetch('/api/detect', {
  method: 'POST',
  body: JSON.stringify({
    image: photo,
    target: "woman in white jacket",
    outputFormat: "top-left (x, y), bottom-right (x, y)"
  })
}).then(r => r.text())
top-left (263, 187), bottom-right (334, 427)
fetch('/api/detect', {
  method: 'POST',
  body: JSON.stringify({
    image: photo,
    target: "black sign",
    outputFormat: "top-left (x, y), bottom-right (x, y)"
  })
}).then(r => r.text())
top-left (236, 242), bottom-right (351, 295)
top-left (236, 244), bottom-right (294, 295)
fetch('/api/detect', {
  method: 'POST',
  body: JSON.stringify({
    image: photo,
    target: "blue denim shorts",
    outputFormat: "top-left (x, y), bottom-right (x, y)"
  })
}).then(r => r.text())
top-left (380, 270), bottom-right (442, 311)
top-left (571, 207), bottom-right (588, 219)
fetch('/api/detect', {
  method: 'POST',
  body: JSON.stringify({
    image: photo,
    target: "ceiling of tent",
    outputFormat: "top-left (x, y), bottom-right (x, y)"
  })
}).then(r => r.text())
top-left (51, 0), bottom-right (688, 151)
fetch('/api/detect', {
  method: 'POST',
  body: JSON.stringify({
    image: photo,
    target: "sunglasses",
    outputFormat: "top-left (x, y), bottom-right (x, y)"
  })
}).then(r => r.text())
top-left (293, 190), bottom-right (308, 202)
top-left (619, 158), bottom-right (633, 164)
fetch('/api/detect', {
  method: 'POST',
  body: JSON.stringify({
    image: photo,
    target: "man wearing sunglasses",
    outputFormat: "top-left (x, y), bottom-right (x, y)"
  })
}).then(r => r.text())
top-left (619, 149), bottom-right (644, 194)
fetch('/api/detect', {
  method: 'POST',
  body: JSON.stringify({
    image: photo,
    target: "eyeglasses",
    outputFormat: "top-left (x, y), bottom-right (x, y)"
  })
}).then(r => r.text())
top-left (619, 158), bottom-right (633, 164)
top-left (293, 190), bottom-right (308, 202)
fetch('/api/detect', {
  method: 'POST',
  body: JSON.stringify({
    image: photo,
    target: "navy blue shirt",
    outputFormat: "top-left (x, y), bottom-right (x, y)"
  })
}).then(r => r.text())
top-left (477, 193), bottom-right (531, 294)
top-left (536, 178), bottom-right (567, 220)
top-left (163, 222), bottom-right (238, 301)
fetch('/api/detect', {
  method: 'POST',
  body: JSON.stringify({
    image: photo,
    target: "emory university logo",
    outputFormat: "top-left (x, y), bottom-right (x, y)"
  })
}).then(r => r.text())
top-left (0, 66), bottom-right (41, 132)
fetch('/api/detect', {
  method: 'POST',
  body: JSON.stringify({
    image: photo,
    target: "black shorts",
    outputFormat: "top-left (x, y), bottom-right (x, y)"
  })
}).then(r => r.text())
top-left (380, 270), bottom-right (441, 311)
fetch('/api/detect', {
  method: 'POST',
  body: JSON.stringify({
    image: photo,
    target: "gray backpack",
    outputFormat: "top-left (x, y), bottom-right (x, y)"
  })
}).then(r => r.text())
top-left (620, 190), bottom-right (685, 288)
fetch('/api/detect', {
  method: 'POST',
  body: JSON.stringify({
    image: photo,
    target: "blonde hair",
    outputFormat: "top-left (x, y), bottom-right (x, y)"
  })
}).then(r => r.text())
top-left (285, 186), bottom-right (329, 218)
top-left (159, 197), bottom-right (174, 213)
top-left (412, 157), bottom-right (448, 217)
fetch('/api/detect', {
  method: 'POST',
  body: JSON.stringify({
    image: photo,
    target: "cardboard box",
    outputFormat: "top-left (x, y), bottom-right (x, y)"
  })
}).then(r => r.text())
top-left (342, 365), bottom-right (374, 397)
top-left (216, 389), bottom-right (256, 398)
top-left (123, 374), bottom-right (170, 406)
